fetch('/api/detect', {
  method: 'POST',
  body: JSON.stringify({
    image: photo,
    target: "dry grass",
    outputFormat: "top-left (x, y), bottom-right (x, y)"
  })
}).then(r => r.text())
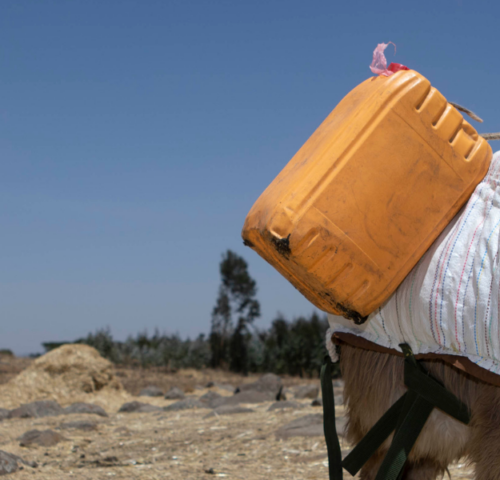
top-left (0, 351), bottom-right (475, 479)
top-left (116, 365), bottom-right (321, 396)
top-left (0, 354), bottom-right (32, 386)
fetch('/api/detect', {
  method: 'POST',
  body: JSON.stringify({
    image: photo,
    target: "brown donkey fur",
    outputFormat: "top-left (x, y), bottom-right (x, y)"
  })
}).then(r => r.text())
top-left (340, 344), bottom-right (500, 480)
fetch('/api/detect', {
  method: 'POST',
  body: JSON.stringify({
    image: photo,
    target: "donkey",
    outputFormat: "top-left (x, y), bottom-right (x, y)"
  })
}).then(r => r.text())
top-left (339, 343), bottom-right (500, 480)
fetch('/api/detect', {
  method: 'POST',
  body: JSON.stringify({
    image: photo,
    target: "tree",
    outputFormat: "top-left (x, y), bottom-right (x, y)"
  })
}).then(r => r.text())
top-left (209, 250), bottom-right (260, 372)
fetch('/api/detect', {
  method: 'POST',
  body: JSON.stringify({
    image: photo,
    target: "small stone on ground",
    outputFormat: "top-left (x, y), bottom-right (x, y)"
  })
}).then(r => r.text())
top-left (118, 401), bottom-right (162, 413)
top-left (9, 401), bottom-right (64, 419)
top-left (199, 391), bottom-right (222, 407)
top-left (236, 373), bottom-right (282, 400)
top-left (64, 402), bottom-right (108, 417)
top-left (211, 390), bottom-right (273, 408)
top-left (18, 429), bottom-right (67, 447)
top-left (293, 384), bottom-right (319, 399)
top-left (139, 386), bottom-right (164, 397)
top-left (164, 386), bottom-right (185, 400)
top-left (203, 405), bottom-right (255, 418)
top-left (275, 414), bottom-right (347, 439)
top-left (59, 420), bottom-right (98, 431)
top-left (267, 401), bottom-right (305, 411)
top-left (0, 450), bottom-right (36, 475)
top-left (163, 398), bottom-right (208, 412)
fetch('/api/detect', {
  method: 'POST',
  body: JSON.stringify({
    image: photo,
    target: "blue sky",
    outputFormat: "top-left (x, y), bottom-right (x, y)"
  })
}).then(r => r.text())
top-left (1, 0), bottom-right (499, 354)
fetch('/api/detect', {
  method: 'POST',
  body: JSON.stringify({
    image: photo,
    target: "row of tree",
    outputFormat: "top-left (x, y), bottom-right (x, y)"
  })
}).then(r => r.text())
top-left (43, 250), bottom-right (335, 377)
top-left (44, 310), bottom-right (330, 378)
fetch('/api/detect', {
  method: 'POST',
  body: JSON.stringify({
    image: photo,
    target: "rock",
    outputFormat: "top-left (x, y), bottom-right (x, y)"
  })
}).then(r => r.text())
top-left (0, 450), bottom-right (35, 475)
top-left (163, 398), bottom-right (209, 412)
top-left (118, 402), bottom-right (162, 413)
top-left (267, 401), bottom-right (305, 411)
top-left (203, 405), bottom-right (255, 418)
top-left (206, 382), bottom-right (234, 393)
top-left (311, 398), bottom-right (323, 407)
top-left (199, 391), bottom-right (222, 408)
top-left (59, 421), bottom-right (98, 431)
top-left (139, 386), bottom-right (164, 397)
top-left (293, 385), bottom-right (320, 400)
top-left (9, 400), bottom-right (63, 419)
top-left (211, 390), bottom-right (273, 408)
top-left (64, 402), bottom-right (108, 417)
top-left (0, 409), bottom-right (10, 421)
top-left (236, 373), bottom-right (282, 400)
top-left (275, 414), bottom-right (347, 439)
top-left (0, 451), bottom-right (19, 475)
top-left (164, 387), bottom-right (185, 400)
top-left (19, 429), bottom-right (67, 447)
top-left (275, 414), bottom-right (323, 439)
top-left (335, 394), bottom-right (344, 405)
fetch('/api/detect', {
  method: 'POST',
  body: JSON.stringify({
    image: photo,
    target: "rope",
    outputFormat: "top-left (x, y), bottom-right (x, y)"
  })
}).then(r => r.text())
top-left (448, 102), bottom-right (500, 141)
top-left (481, 133), bottom-right (500, 141)
top-left (449, 101), bottom-right (483, 123)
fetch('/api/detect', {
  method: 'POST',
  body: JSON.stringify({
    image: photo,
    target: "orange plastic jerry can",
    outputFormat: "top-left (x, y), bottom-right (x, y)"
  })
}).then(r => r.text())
top-left (242, 69), bottom-right (492, 324)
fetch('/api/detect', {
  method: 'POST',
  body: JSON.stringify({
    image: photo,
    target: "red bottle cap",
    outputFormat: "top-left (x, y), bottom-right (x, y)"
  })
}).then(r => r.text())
top-left (387, 63), bottom-right (410, 73)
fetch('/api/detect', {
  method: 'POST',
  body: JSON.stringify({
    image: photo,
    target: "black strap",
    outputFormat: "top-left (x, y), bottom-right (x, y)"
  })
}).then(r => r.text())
top-left (342, 393), bottom-right (407, 476)
top-left (321, 344), bottom-right (471, 480)
top-left (374, 390), bottom-right (434, 480)
top-left (320, 356), bottom-right (343, 480)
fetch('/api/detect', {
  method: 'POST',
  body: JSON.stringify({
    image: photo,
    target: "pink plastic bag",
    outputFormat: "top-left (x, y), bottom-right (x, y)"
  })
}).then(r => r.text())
top-left (369, 42), bottom-right (409, 76)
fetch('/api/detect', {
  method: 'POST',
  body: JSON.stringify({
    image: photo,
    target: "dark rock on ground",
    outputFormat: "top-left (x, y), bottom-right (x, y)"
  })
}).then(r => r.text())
top-left (199, 391), bottom-right (223, 408)
top-left (163, 398), bottom-right (208, 412)
top-left (311, 398), bottom-right (323, 407)
top-left (275, 414), bottom-right (347, 439)
top-left (118, 401), bottom-right (162, 413)
top-left (275, 414), bottom-right (323, 439)
top-left (139, 386), bottom-right (164, 397)
top-left (9, 401), bottom-right (64, 419)
top-left (19, 429), bottom-right (67, 447)
top-left (64, 402), bottom-right (108, 417)
top-left (0, 409), bottom-right (9, 421)
top-left (0, 450), bottom-right (37, 475)
top-left (293, 385), bottom-right (319, 400)
top-left (205, 382), bottom-right (235, 393)
top-left (267, 401), bottom-right (305, 411)
top-left (203, 405), bottom-right (255, 418)
top-left (59, 421), bottom-right (98, 431)
top-left (211, 390), bottom-right (273, 408)
top-left (0, 450), bottom-right (19, 475)
top-left (236, 373), bottom-right (282, 400)
top-left (164, 386), bottom-right (185, 400)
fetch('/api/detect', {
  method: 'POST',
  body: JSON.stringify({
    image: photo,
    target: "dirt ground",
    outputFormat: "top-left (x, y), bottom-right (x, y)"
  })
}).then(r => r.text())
top-left (0, 354), bottom-right (475, 479)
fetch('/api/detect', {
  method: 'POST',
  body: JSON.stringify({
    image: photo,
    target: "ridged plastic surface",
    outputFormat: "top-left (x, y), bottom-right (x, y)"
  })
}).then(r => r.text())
top-left (242, 70), bottom-right (493, 323)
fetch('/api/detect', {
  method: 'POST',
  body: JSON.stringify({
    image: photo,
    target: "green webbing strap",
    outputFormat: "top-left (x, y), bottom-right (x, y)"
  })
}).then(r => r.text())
top-left (401, 345), bottom-right (470, 424)
top-left (342, 393), bottom-right (407, 476)
top-left (320, 356), bottom-right (343, 480)
top-left (321, 344), bottom-right (471, 480)
top-left (374, 390), bottom-right (434, 480)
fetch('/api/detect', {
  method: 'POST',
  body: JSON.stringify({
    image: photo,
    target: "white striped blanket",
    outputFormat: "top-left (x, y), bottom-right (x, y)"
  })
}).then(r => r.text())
top-left (328, 150), bottom-right (500, 375)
